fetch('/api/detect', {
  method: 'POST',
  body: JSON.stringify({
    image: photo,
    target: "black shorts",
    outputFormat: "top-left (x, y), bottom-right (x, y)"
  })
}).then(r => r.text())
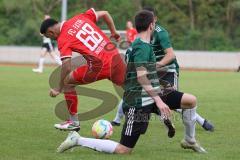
top-left (42, 43), bottom-right (55, 52)
top-left (120, 90), bottom-right (183, 148)
top-left (157, 71), bottom-right (179, 90)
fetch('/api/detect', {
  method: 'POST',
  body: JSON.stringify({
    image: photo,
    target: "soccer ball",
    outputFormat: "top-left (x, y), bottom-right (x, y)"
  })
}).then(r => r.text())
top-left (92, 119), bottom-right (113, 139)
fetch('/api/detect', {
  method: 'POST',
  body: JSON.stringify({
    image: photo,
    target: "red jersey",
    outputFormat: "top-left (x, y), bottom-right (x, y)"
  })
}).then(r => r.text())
top-left (126, 28), bottom-right (138, 43)
top-left (57, 8), bottom-right (118, 68)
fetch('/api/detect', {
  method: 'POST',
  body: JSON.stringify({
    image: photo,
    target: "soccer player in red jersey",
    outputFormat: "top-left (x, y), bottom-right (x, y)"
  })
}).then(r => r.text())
top-left (126, 21), bottom-right (137, 43)
top-left (40, 8), bottom-right (126, 131)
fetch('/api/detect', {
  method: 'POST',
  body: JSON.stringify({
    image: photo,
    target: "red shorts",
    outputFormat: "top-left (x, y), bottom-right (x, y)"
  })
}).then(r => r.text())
top-left (72, 53), bottom-right (126, 86)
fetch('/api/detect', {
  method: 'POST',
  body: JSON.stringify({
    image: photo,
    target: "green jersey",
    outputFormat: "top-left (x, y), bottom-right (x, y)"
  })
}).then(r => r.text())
top-left (123, 38), bottom-right (161, 109)
top-left (151, 21), bottom-right (179, 74)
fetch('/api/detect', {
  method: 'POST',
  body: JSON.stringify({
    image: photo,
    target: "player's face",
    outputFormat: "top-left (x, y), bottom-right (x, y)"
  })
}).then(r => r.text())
top-left (126, 21), bottom-right (133, 29)
top-left (45, 28), bottom-right (57, 40)
top-left (150, 22), bottom-right (155, 33)
top-left (149, 22), bottom-right (155, 39)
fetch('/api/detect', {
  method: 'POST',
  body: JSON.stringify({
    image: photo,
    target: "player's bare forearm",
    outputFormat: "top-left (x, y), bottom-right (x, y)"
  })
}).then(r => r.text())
top-left (59, 57), bottom-right (72, 91)
top-left (96, 11), bottom-right (118, 35)
top-left (137, 66), bottom-right (171, 117)
top-left (156, 48), bottom-right (176, 68)
top-left (136, 67), bottom-right (161, 102)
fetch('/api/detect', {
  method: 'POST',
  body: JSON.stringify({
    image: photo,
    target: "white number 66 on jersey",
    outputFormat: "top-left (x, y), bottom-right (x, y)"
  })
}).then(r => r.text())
top-left (76, 23), bottom-right (103, 51)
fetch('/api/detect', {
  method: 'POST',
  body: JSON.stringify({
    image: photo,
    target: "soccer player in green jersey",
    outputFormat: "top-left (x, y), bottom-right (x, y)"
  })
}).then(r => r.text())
top-left (112, 7), bottom-right (214, 132)
top-left (144, 6), bottom-right (214, 131)
top-left (56, 10), bottom-right (206, 154)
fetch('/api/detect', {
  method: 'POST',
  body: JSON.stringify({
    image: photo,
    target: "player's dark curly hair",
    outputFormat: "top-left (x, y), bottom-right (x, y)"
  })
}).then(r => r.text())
top-left (135, 10), bottom-right (154, 33)
top-left (40, 18), bottom-right (58, 34)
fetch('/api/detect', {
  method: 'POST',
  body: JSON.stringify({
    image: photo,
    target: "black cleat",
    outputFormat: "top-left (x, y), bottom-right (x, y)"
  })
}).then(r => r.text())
top-left (202, 120), bottom-right (214, 132)
top-left (163, 119), bottom-right (175, 138)
top-left (111, 121), bottom-right (121, 126)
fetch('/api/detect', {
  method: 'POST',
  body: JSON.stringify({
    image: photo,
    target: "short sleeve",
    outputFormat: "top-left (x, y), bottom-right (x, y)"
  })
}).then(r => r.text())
top-left (133, 47), bottom-right (150, 68)
top-left (159, 30), bottom-right (172, 49)
top-left (83, 8), bottom-right (98, 23)
top-left (58, 42), bottom-right (72, 59)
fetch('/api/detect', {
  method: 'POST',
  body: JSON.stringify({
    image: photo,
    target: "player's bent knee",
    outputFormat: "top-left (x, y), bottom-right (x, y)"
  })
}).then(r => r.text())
top-left (114, 144), bottom-right (132, 154)
top-left (181, 93), bottom-right (197, 109)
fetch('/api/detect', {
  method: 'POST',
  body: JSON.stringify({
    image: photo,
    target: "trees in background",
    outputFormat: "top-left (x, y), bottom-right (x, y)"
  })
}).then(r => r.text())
top-left (0, 0), bottom-right (239, 51)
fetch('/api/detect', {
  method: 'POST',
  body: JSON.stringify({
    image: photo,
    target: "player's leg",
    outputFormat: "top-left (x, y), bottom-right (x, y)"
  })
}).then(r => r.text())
top-left (180, 93), bottom-right (207, 153)
top-left (117, 106), bottom-right (150, 153)
top-left (57, 106), bottom-right (146, 154)
top-left (111, 99), bottom-right (124, 126)
top-left (57, 131), bottom-right (125, 154)
top-left (110, 53), bottom-right (126, 126)
top-left (57, 131), bottom-right (133, 154)
top-left (175, 109), bottom-right (214, 132)
top-left (54, 65), bottom-right (106, 131)
top-left (32, 46), bottom-right (48, 73)
top-left (164, 72), bottom-right (214, 132)
top-left (54, 81), bottom-right (80, 131)
top-left (54, 66), bottom-right (88, 131)
top-left (109, 53), bottom-right (126, 86)
top-left (161, 91), bottom-right (207, 153)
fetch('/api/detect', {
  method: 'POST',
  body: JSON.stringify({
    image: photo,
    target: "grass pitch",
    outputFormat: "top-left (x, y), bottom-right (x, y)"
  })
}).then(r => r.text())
top-left (0, 65), bottom-right (239, 160)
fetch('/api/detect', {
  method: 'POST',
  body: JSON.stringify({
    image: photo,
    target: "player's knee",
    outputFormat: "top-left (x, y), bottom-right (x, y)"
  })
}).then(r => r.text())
top-left (63, 77), bottom-right (70, 86)
top-left (181, 94), bottom-right (197, 109)
top-left (114, 144), bottom-right (132, 154)
top-left (188, 95), bottom-right (197, 108)
top-left (191, 95), bottom-right (197, 107)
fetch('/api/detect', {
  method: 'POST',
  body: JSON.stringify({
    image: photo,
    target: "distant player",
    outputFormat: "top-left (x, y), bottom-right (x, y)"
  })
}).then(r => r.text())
top-left (111, 7), bottom-right (214, 132)
top-left (33, 15), bottom-right (62, 73)
top-left (126, 21), bottom-right (137, 43)
top-left (56, 11), bottom-right (206, 154)
top-left (40, 8), bottom-right (126, 131)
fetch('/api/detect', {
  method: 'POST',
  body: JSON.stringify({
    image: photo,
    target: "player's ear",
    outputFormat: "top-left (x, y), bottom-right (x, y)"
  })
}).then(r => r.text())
top-left (149, 22), bottom-right (154, 31)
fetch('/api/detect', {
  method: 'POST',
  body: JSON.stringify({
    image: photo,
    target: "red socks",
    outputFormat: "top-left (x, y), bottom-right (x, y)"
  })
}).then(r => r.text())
top-left (64, 91), bottom-right (78, 115)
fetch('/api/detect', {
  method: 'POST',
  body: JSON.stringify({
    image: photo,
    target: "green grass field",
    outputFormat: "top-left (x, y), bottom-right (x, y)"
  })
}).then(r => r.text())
top-left (0, 65), bottom-right (240, 160)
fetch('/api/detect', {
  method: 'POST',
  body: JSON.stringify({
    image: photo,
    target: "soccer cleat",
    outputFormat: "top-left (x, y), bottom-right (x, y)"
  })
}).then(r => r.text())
top-left (32, 68), bottom-right (43, 73)
top-left (180, 139), bottom-right (207, 153)
top-left (163, 119), bottom-right (175, 138)
top-left (202, 120), bottom-right (214, 132)
top-left (54, 120), bottom-right (80, 131)
top-left (57, 131), bottom-right (80, 153)
top-left (111, 121), bottom-right (121, 126)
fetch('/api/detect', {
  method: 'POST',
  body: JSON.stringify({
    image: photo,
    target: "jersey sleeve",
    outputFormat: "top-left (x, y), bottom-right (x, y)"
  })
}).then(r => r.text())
top-left (83, 8), bottom-right (98, 23)
top-left (133, 46), bottom-right (150, 68)
top-left (58, 42), bottom-right (72, 59)
top-left (158, 30), bottom-right (172, 49)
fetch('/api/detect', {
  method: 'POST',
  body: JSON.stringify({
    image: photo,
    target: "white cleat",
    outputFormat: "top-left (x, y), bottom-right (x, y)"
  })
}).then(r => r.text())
top-left (57, 131), bottom-right (80, 153)
top-left (54, 120), bottom-right (80, 131)
top-left (32, 68), bottom-right (43, 73)
top-left (180, 139), bottom-right (207, 153)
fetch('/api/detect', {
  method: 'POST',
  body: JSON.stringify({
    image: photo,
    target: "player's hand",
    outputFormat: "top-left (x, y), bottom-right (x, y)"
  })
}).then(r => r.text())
top-left (156, 101), bottom-right (171, 119)
top-left (110, 32), bottom-right (121, 42)
top-left (49, 88), bottom-right (60, 97)
top-left (156, 61), bottom-right (164, 68)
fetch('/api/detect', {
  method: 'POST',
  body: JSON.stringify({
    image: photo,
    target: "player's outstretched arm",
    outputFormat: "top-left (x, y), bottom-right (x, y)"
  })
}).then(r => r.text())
top-left (96, 11), bottom-right (120, 41)
top-left (136, 66), bottom-right (171, 118)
